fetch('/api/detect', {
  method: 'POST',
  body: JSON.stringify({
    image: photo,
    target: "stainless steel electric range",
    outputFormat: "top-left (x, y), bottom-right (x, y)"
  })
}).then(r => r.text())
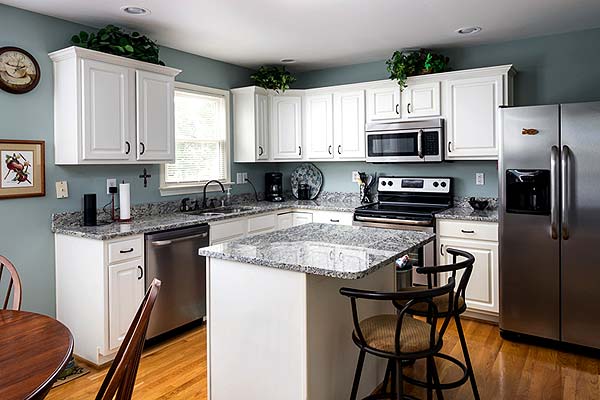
top-left (353, 176), bottom-right (453, 286)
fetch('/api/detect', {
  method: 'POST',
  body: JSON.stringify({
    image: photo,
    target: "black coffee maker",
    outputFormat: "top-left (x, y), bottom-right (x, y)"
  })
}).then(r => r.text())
top-left (265, 172), bottom-right (284, 202)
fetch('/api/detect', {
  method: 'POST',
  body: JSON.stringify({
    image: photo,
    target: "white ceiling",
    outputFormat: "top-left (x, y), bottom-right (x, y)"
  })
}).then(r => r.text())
top-left (4, 0), bottom-right (600, 71)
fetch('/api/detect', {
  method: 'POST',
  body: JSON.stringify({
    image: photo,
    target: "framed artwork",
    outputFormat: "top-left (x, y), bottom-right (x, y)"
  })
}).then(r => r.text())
top-left (0, 139), bottom-right (45, 199)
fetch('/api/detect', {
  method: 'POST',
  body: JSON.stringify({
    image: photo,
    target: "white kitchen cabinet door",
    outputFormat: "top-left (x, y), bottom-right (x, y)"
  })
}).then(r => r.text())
top-left (445, 75), bottom-right (503, 160)
top-left (277, 213), bottom-right (294, 229)
top-left (333, 90), bottom-right (366, 160)
top-left (256, 94), bottom-right (270, 160)
top-left (271, 95), bottom-right (302, 160)
top-left (438, 237), bottom-right (499, 314)
top-left (304, 94), bottom-right (334, 159)
top-left (292, 212), bottom-right (313, 226)
top-left (312, 210), bottom-right (354, 226)
top-left (402, 81), bottom-right (441, 118)
top-left (136, 70), bottom-right (175, 161)
top-left (108, 259), bottom-right (145, 350)
top-left (81, 59), bottom-right (135, 161)
top-left (366, 85), bottom-right (401, 122)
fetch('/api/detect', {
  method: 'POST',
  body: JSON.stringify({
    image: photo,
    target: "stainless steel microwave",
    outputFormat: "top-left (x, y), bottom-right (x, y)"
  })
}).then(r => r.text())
top-left (366, 119), bottom-right (444, 163)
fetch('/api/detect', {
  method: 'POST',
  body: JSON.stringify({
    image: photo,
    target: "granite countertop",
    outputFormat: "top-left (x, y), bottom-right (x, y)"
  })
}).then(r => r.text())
top-left (198, 223), bottom-right (435, 280)
top-left (52, 198), bottom-right (361, 240)
top-left (435, 207), bottom-right (498, 223)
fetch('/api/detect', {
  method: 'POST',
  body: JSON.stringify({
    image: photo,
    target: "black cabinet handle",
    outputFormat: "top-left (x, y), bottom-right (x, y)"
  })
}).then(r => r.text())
top-left (461, 230), bottom-right (475, 234)
top-left (120, 248), bottom-right (134, 254)
top-left (140, 142), bottom-right (146, 155)
top-left (299, 146), bottom-right (302, 156)
top-left (407, 103), bottom-right (411, 114)
top-left (330, 219), bottom-right (340, 223)
top-left (395, 104), bottom-right (400, 115)
top-left (337, 145), bottom-right (342, 155)
top-left (448, 141), bottom-right (452, 153)
top-left (328, 145), bottom-right (332, 155)
top-left (258, 146), bottom-right (264, 156)
top-left (125, 141), bottom-right (131, 155)
top-left (440, 244), bottom-right (444, 256)
top-left (137, 266), bottom-right (143, 280)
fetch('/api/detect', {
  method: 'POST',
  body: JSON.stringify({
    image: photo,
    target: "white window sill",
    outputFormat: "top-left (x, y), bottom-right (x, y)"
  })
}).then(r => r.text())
top-left (159, 181), bottom-right (234, 197)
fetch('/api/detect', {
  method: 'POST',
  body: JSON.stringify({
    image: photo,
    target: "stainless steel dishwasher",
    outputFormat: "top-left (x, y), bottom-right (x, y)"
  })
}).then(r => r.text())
top-left (145, 224), bottom-right (209, 339)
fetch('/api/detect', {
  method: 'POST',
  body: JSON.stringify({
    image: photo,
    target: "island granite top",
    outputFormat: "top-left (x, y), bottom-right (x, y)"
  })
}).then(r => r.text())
top-left (198, 223), bottom-right (435, 280)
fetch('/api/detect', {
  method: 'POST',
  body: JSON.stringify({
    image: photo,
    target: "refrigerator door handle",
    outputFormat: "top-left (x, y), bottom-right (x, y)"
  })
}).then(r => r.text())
top-left (550, 145), bottom-right (559, 239)
top-left (561, 145), bottom-right (571, 240)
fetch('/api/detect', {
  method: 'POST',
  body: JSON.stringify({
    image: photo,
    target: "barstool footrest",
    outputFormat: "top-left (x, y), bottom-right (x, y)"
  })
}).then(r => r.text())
top-left (363, 393), bottom-right (419, 400)
top-left (402, 353), bottom-right (469, 390)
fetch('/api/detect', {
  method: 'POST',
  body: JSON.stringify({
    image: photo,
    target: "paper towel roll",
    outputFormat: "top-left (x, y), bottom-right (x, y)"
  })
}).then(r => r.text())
top-left (119, 183), bottom-right (131, 220)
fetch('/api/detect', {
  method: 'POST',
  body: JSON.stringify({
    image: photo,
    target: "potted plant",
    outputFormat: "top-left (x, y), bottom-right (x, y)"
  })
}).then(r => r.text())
top-left (250, 66), bottom-right (296, 93)
top-left (385, 49), bottom-right (449, 90)
top-left (71, 25), bottom-right (164, 65)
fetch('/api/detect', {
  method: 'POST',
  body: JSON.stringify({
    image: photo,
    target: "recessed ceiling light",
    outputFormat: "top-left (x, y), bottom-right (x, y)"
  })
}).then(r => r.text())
top-left (280, 59), bottom-right (296, 64)
top-left (456, 26), bottom-right (482, 35)
top-left (121, 6), bottom-right (151, 15)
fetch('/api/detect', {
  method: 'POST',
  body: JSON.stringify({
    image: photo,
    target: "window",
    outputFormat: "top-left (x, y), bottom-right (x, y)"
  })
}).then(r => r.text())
top-left (160, 83), bottom-right (230, 195)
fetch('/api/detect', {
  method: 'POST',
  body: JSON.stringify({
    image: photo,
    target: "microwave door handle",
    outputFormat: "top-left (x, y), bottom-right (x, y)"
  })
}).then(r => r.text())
top-left (561, 145), bottom-right (570, 240)
top-left (417, 129), bottom-right (424, 159)
top-left (550, 145), bottom-right (559, 239)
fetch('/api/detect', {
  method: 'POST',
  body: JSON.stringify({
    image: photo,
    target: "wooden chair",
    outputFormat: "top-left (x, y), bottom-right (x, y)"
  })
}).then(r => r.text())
top-left (0, 255), bottom-right (22, 310)
top-left (95, 278), bottom-right (161, 400)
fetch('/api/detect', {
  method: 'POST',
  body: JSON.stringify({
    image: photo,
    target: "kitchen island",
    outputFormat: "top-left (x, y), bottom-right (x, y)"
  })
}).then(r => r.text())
top-left (198, 223), bottom-right (435, 400)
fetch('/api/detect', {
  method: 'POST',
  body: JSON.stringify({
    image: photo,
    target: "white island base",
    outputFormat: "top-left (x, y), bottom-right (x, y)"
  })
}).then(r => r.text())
top-left (207, 258), bottom-right (395, 400)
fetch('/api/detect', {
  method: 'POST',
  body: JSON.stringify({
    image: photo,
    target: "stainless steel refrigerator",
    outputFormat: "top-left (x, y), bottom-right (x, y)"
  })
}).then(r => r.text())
top-left (500, 102), bottom-right (600, 349)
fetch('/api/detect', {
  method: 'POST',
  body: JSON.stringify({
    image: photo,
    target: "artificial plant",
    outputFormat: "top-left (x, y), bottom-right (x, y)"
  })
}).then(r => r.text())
top-left (385, 49), bottom-right (449, 90)
top-left (250, 66), bottom-right (296, 93)
top-left (71, 25), bottom-right (164, 65)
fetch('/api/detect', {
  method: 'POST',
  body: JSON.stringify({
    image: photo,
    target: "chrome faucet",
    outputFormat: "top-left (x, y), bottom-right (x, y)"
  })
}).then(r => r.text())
top-left (202, 180), bottom-right (226, 209)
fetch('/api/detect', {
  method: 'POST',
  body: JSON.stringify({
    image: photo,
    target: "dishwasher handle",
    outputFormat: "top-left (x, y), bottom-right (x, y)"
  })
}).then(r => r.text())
top-left (151, 232), bottom-right (209, 247)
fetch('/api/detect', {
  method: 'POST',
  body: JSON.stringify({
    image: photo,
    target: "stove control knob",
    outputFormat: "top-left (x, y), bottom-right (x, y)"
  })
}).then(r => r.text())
top-left (441, 182), bottom-right (447, 188)
top-left (388, 181), bottom-right (393, 186)
top-left (433, 182), bottom-right (439, 188)
top-left (381, 181), bottom-right (387, 186)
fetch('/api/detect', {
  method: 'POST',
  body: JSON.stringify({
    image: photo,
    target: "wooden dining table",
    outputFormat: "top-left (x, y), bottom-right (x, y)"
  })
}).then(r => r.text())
top-left (0, 310), bottom-right (74, 400)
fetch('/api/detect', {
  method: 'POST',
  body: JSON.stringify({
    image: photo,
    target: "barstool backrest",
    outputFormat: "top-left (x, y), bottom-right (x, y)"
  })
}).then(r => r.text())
top-left (340, 278), bottom-right (455, 358)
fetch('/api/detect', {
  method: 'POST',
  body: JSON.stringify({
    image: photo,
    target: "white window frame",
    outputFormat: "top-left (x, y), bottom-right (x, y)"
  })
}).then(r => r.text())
top-left (160, 82), bottom-right (232, 196)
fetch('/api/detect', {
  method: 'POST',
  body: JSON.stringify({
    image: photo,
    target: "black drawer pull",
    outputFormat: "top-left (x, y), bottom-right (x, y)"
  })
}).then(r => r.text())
top-left (120, 248), bottom-right (134, 254)
top-left (330, 219), bottom-right (340, 223)
top-left (461, 230), bottom-right (475, 234)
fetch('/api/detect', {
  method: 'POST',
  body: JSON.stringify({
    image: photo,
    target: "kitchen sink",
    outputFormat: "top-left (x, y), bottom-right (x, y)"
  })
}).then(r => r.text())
top-left (188, 206), bottom-right (256, 217)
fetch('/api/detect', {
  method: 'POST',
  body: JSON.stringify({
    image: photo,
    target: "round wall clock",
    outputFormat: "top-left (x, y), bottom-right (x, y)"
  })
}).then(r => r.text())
top-left (0, 47), bottom-right (40, 94)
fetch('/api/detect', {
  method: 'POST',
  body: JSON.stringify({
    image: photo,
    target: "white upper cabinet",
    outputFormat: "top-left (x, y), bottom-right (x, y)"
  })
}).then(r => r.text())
top-left (232, 87), bottom-right (270, 162)
top-left (445, 74), bottom-right (506, 160)
top-left (50, 46), bottom-right (181, 165)
top-left (136, 70), bottom-right (175, 161)
top-left (333, 90), bottom-right (366, 160)
top-left (402, 81), bottom-right (441, 118)
top-left (304, 93), bottom-right (334, 160)
top-left (81, 59), bottom-right (135, 161)
top-left (271, 94), bottom-right (303, 160)
top-left (366, 84), bottom-right (401, 122)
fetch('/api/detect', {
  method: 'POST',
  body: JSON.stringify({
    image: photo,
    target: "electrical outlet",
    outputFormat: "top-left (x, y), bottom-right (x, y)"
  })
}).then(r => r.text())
top-left (352, 171), bottom-right (360, 183)
top-left (236, 172), bottom-right (248, 184)
top-left (476, 173), bottom-right (485, 186)
top-left (106, 178), bottom-right (117, 194)
top-left (55, 181), bottom-right (69, 199)
top-left (242, 172), bottom-right (248, 182)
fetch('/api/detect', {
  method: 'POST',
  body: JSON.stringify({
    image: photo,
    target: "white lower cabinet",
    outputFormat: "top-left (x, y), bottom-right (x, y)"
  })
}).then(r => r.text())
top-left (278, 211), bottom-right (313, 229)
top-left (312, 210), bottom-right (353, 226)
top-left (55, 234), bottom-right (145, 365)
top-left (108, 259), bottom-right (144, 350)
top-left (437, 220), bottom-right (499, 321)
top-left (292, 212), bottom-right (313, 226)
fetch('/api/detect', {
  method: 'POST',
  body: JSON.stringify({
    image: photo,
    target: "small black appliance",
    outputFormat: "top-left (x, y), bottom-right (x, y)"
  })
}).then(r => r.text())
top-left (265, 172), bottom-right (284, 202)
top-left (83, 193), bottom-right (97, 226)
top-left (297, 184), bottom-right (311, 200)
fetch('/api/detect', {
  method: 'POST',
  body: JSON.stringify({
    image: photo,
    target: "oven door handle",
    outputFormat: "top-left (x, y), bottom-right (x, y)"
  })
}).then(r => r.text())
top-left (354, 215), bottom-right (431, 226)
top-left (417, 129), bottom-right (424, 159)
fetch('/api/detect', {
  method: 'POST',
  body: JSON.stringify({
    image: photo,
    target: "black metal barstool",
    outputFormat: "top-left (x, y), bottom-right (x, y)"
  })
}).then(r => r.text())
top-left (340, 278), bottom-right (456, 400)
top-left (402, 248), bottom-right (480, 400)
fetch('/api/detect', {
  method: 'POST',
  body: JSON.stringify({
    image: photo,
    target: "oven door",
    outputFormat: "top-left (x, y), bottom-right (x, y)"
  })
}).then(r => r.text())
top-left (366, 128), bottom-right (443, 163)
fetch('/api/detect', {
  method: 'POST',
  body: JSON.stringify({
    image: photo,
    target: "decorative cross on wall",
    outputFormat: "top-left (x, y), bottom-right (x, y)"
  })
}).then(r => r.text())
top-left (139, 168), bottom-right (151, 188)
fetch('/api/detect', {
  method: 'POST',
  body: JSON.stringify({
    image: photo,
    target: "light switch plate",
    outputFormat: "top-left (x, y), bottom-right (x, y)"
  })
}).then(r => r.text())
top-left (236, 172), bottom-right (248, 184)
top-left (56, 181), bottom-right (69, 199)
top-left (475, 173), bottom-right (485, 186)
top-left (106, 178), bottom-right (117, 194)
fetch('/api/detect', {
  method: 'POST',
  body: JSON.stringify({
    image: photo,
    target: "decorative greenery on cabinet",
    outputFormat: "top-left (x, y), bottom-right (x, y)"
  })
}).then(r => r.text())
top-left (386, 49), bottom-right (449, 90)
top-left (71, 25), bottom-right (164, 65)
top-left (250, 66), bottom-right (296, 93)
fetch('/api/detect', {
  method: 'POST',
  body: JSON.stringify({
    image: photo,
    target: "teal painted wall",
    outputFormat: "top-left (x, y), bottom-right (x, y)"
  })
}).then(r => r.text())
top-left (0, 4), bottom-right (269, 315)
top-left (292, 27), bottom-right (600, 197)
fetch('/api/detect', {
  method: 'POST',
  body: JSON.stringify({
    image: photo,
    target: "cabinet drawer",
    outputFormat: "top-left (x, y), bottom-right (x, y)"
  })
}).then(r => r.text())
top-left (437, 220), bottom-right (498, 241)
top-left (248, 213), bottom-right (276, 233)
top-left (210, 218), bottom-right (247, 244)
top-left (312, 211), bottom-right (354, 226)
top-left (108, 236), bottom-right (143, 264)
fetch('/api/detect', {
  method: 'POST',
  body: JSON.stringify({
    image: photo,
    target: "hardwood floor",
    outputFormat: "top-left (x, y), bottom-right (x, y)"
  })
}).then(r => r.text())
top-left (47, 320), bottom-right (600, 399)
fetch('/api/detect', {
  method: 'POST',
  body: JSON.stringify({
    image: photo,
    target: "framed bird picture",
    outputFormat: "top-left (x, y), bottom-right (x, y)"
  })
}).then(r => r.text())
top-left (0, 139), bottom-right (45, 199)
